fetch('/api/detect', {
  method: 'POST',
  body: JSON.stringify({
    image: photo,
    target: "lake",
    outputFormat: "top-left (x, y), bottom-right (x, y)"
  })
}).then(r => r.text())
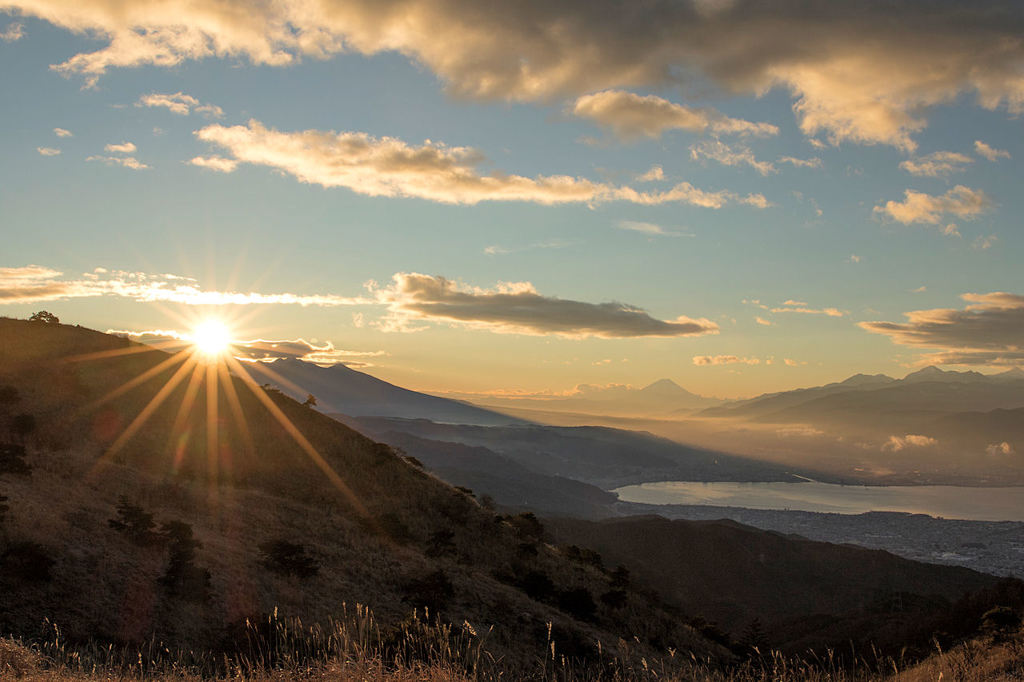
top-left (613, 480), bottom-right (1024, 522)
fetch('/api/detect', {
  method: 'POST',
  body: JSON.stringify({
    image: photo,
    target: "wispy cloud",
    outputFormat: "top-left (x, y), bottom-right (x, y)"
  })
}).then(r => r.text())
top-left (36, 147), bottom-right (61, 156)
top-left (861, 292), bottom-right (1024, 366)
top-left (0, 265), bottom-right (370, 307)
top-left (974, 140), bottom-right (1010, 162)
top-left (769, 300), bottom-right (845, 317)
top-left (482, 240), bottom-right (573, 256)
top-left (873, 185), bottom-right (991, 226)
top-left (86, 155), bottom-right (148, 170)
top-left (194, 120), bottom-right (766, 208)
top-left (110, 329), bottom-right (385, 366)
top-left (53, 128), bottom-right (73, 138)
top-left (898, 151), bottom-right (972, 177)
top-left (616, 221), bottom-right (691, 237)
top-left (882, 434), bottom-right (937, 452)
top-left (693, 355), bottom-right (760, 366)
top-left (571, 90), bottom-right (777, 140)
top-left (0, 22), bottom-right (23, 42)
top-left (373, 272), bottom-right (719, 338)
top-left (778, 156), bottom-right (823, 169)
top-left (690, 139), bottom-right (776, 175)
top-left (137, 92), bottom-right (223, 117)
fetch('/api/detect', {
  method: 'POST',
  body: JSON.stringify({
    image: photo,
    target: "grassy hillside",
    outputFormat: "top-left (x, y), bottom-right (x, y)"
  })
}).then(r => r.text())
top-left (546, 516), bottom-right (1004, 656)
top-left (0, 317), bottom-right (723, 673)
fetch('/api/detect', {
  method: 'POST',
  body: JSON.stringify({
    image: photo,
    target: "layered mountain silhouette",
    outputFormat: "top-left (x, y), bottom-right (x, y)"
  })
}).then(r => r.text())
top-left (442, 378), bottom-right (722, 418)
top-left (700, 366), bottom-right (1024, 433)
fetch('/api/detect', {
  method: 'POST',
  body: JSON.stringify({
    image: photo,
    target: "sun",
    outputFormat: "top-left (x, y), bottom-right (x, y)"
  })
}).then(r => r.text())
top-left (191, 319), bottom-right (233, 358)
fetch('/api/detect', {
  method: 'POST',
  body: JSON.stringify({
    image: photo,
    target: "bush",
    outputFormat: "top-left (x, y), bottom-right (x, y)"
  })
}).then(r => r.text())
top-left (402, 569), bottom-right (454, 614)
top-left (158, 521), bottom-right (211, 602)
top-left (0, 443), bottom-right (30, 476)
top-left (600, 589), bottom-right (628, 609)
top-left (0, 494), bottom-right (7, 526)
top-left (108, 497), bottom-right (164, 546)
top-left (425, 529), bottom-right (456, 558)
top-left (258, 539), bottom-right (320, 578)
top-left (1, 541), bottom-right (55, 582)
top-left (519, 570), bottom-right (555, 602)
top-left (558, 588), bottom-right (597, 621)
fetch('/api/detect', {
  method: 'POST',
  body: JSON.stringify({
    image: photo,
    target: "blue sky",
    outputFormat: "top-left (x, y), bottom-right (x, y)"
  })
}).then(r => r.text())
top-left (2, 2), bottom-right (1023, 398)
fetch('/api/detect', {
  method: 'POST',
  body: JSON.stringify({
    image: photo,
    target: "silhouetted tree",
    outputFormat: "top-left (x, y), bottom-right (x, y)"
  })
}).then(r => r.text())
top-left (981, 606), bottom-right (1022, 641)
top-left (302, 394), bottom-right (317, 408)
top-left (159, 520), bottom-right (210, 601)
top-left (610, 565), bottom-right (630, 589)
top-left (600, 589), bottom-right (628, 609)
top-left (1, 541), bottom-right (55, 582)
top-left (558, 588), bottom-right (597, 621)
top-left (0, 443), bottom-right (31, 476)
top-left (10, 414), bottom-right (35, 444)
top-left (507, 512), bottom-right (545, 541)
top-left (402, 569), bottom-right (454, 615)
top-left (28, 311), bottom-right (59, 324)
top-left (258, 539), bottom-right (320, 578)
top-left (425, 529), bottom-right (456, 558)
top-left (108, 497), bottom-right (163, 546)
top-left (740, 617), bottom-right (769, 656)
top-left (519, 570), bottom-right (555, 602)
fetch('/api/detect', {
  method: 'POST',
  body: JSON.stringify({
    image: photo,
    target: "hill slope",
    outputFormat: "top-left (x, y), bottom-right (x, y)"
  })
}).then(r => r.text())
top-left (0, 318), bottom-right (722, 669)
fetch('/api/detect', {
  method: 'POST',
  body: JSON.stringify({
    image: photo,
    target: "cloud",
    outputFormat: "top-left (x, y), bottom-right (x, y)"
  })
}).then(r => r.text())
top-left (104, 141), bottom-right (136, 153)
top-left (882, 434), bottom-right (938, 452)
top-left (690, 139), bottom-right (776, 175)
top-left (987, 441), bottom-right (1014, 455)
top-left (53, 127), bottom-right (73, 138)
top-left (110, 329), bottom-right (385, 366)
top-left (849, 254), bottom-right (861, 263)
top-left (195, 119), bottom-right (764, 208)
top-left (778, 156), bottom-right (822, 168)
top-left (0, 21), bottom-right (23, 41)
top-left (12, 1), bottom-right (1024, 149)
top-left (137, 92), bottom-right (223, 117)
top-left (0, 264), bottom-right (371, 307)
top-left (373, 272), bottom-right (719, 338)
top-left (693, 355), bottom-right (760, 365)
top-left (189, 155), bottom-right (239, 172)
top-left (36, 147), bottom-right (61, 156)
top-left (860, 292), bottom-right (1024, 366)
top-left (873, 185), bottom-right (991, 226)
top-left (755, 316), bottom-right (772, 326)
top-left (770, 300), bottom-right (844, 317)
top-left (636, 166), bottom-right (664, 182)
top-left (974, 140), bottom-right (1010, 162)
top-left (482, 240), bottom-right (572, 256)
top-left (571, 90), bottom-right (778, 140)
top-left (616, 220), bottom-right (690, 237)
top-left (86, 155), bottom-right (148, 170)
top-left (973, 235), bottom-right (998, 250)
top-left (232, 338), bottom-right (386, 365)
top-left (898, 151), bottom-right (973, 177)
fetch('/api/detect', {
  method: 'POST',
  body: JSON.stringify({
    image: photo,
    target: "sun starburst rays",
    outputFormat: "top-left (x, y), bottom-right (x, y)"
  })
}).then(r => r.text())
top-left (74, 313), bottom-right (365, 516)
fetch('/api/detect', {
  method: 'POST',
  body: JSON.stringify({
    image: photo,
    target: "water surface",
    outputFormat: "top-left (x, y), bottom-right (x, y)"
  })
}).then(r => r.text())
top-left (614, 480), bottom-right (1024, 522)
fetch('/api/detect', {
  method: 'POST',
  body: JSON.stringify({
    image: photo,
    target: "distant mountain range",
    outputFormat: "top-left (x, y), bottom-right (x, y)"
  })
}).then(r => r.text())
top-left (701, 366), bottom-right (1024, 428)
top-left (443, 378), bottom-right (723, 417)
